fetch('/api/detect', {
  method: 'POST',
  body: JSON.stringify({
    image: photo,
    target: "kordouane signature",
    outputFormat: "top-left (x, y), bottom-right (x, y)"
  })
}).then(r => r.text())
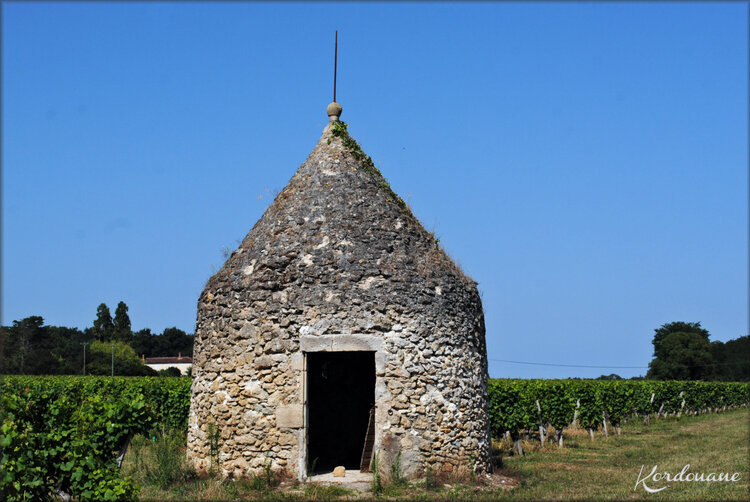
top-left (634, 464), bottom-right (741, 493)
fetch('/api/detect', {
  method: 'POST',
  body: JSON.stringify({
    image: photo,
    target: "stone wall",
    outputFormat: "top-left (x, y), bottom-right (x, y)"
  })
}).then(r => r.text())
top-left (187, 123), bottom-right (491, 479)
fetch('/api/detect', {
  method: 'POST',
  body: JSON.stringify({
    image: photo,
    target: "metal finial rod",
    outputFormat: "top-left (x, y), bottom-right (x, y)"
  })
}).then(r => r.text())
top-left (333, 30), bottom-right (338, 103)
top-left (326, 31), bottom-right (342, 121)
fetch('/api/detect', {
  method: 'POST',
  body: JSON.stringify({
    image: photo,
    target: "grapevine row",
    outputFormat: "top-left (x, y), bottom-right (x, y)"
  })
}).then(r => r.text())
top-left (487, 379), bottom-right (749, 454)
top-left (0, 376), bottom-right (191, 501)
top-left (1, 376), bottom-right (747, 499)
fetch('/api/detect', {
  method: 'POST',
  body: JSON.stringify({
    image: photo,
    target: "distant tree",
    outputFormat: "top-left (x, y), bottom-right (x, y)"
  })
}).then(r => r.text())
top-left (160, 327), bottom-right (194, 357)
top-left (132, 326), bottom-right (194, 358)
top-left (0, 310), bottom-right (195, 376)
top-left (92, 303), bottom-right (114, 341)
top-left (130, 328), bottom-right (153, 358)
top-left (0, 325), bottom-right (6, 373)
top-left (651, 322), bottom-right (709, 362)
top-left (46, 325), bottom-right (90, 374)
top-left (710, 335), bottom-right (750, 382)
top-left (646, 322), bottom-right (714, 380)
top-left (113, 301), bottom-right (132, 342)
top-left (0, 317), bottom-right (89, 375)
top-left (158, 366), bottom-right (182, 377)
top-left (87, 340), bottom-right (156, 376)
top-left (0, 317), bottom-right (93, 375)
top-left (596, 373), bottom-right (623, 380)
top-left (647, 329), bottom-right (714, 380)
top-left (0, 317), bottom-right (45, 373)
top-left (723, 335), bottom-right (750, 381)
top-left (14, 316), bottom-right (44, 373)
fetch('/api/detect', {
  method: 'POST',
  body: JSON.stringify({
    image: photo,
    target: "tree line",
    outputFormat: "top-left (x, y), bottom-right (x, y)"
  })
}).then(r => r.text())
top-left (645, 322), bottom-right (749, 381)
top-left (0, 301), bottom-right (194, 376)
top-left (590, 322), bottom-right (746, 382)
top-left (2, 309), bottom-right (746, 381)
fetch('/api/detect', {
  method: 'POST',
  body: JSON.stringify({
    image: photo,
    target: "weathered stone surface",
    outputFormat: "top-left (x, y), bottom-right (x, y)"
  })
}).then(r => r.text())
top-left (276, 405), bottom-right (304, 429)
top-left (300, 334), bottom-right (382, 352)
top-left (187, 118), bottom-right (491, 480)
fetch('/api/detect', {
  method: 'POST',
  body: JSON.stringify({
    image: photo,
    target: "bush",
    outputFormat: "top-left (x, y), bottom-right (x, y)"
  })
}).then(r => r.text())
top-left (136, 430), bottom-right (196, 489)
top-left (0, 375), bottom-right (191, 500)
top-left (158, 367), bottom-right (182, 378)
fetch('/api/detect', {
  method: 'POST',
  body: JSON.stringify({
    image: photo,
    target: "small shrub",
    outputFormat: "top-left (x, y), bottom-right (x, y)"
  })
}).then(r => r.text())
top-left (249, 474), bottom-right (268, 492)
top-left (425, 466), bottom-right (438, 491)
top-left (390, 451), bottom-right (405, 486)
top-left (223, 478), bottom-right (240, 498)
top-left (307, 456), bottom-right (319, 476)
top-left (304, 483), bottom-right (353, 498)
top-left (207, 422), bottom-right (221, 474)
top-left (371, 451), bottom-right (383, 495)
top-left (381, 480), bottom-right (411, 498)
top-left (143, 430), bottom-right (196, 489)
top-left (262, 455), bottom-right (279, 488)
top-left (468, 453), bottom-right (476, 484)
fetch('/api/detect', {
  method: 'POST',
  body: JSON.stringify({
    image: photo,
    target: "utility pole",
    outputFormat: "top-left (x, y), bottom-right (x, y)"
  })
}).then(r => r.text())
top-left (81, 341), bottom-right (89, 376)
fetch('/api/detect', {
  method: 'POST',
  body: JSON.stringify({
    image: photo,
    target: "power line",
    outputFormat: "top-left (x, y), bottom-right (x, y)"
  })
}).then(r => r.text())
top-left (488, 358), bottom-right (749, 370)
top-left (489, 358), bottom-right (646, 369)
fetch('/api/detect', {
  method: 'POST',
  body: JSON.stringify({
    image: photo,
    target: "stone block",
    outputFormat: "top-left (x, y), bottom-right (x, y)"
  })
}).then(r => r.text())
top-left (290, 353), bottom-right (304, 371)
top-left (299, 335), bottom-right (331, 352)
top-left (300, 334), bottom-right (383, 352)
top-left (375, 351), bottom-right (387, 373)
top-left (333, 334), bottom-right (382, 352)
top-left (333, 466), bottom-right (346, 477)
top-left (254, 356), bottom-right (274, 369)
top-left (276, 404), bottom-right (304, 428)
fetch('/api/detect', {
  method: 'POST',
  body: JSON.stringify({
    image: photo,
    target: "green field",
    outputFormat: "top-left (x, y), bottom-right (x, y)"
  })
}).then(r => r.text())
top-left (124, 408), bottom-right (749, 500)
top-left (2, 376), bottom-right (747, 500)
top-left (498, 407), bottom-right (749, 500)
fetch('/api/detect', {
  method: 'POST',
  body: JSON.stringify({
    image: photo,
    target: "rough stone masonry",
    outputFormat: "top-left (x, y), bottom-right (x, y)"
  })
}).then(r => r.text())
top-left (187, 104), bottom-right (491, 480)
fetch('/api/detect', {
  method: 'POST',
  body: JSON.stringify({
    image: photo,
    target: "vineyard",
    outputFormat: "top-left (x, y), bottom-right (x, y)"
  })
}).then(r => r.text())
top-left (488, 379), bottom-right (749, 455)
top-left (0, 376), bottom-right (189, 500)
top-left (1, 376), bottom-right (747, 500)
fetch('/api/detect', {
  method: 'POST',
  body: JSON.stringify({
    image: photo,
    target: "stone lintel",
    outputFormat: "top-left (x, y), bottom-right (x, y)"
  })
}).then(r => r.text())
top-left (300, 334), bottom-right (383, 352)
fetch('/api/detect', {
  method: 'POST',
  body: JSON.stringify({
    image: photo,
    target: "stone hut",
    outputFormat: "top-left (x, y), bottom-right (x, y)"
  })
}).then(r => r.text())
top-left (187, 102), bottom-right (491, 480)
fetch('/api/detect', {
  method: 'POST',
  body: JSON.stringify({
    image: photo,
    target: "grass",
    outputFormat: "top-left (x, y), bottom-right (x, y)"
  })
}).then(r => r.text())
top-left (124, 429), bottom-right (198, 491)
top-left (121, 408), bottom-right (748, 500)
top-left (495, 407), bottom-right (749, 500)
top-left (303, 483), bottom-right (354, 498)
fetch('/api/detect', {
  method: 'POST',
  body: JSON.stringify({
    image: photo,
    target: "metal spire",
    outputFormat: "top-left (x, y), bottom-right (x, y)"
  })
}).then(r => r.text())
top-left (333, 30), bottom-right (338, 103)
top-left (327, 31), bottom-right (342, 122)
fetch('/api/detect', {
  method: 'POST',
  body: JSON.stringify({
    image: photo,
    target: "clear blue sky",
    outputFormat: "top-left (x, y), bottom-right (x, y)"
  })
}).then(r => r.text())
top-left (3, 2), bottom-right (747, 378)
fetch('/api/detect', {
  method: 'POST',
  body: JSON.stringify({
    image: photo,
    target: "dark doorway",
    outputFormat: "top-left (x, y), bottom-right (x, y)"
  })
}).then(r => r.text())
top-left (307, 351), bottom-right (375, 473)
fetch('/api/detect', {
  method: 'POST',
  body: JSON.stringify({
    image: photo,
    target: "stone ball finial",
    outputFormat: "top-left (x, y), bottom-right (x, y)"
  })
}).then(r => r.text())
top-left (327, 102), bottom-right (342, 122)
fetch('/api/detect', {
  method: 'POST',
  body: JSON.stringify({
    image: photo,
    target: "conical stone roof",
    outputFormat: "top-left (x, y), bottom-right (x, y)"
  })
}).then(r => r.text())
top-left (200, 121), bottom-right (480, 333)
top-left (189, 117), bottom-right (490, 479)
